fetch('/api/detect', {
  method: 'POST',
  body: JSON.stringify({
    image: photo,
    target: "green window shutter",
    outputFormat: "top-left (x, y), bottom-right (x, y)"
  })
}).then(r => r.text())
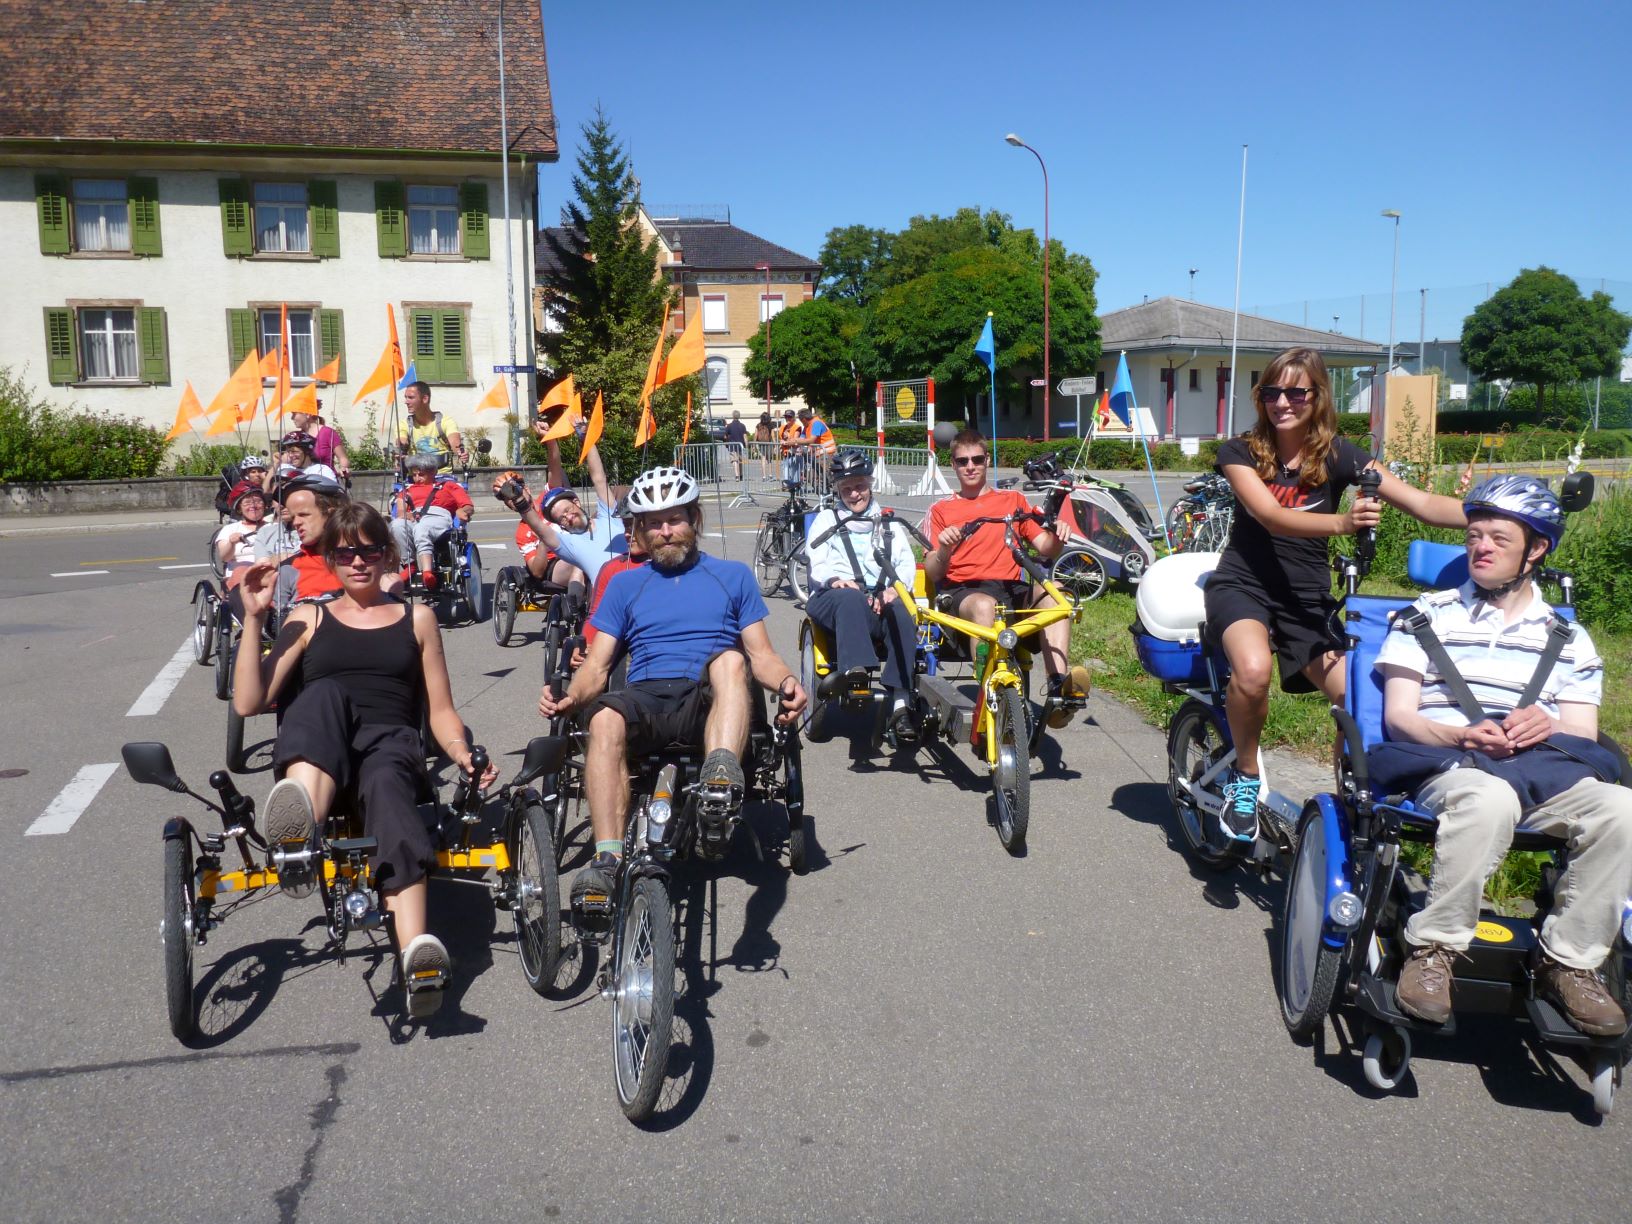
top-left (43, 307), bottom-right (78, 384)
top-left (309, 180), bottom-right (340, 259)
top-left (137, 307), bottom-right (170, 384)
top-left (219, 179), bottom-right (251, 256)
top-left (410, 309), bottom-right (440, 381)
top-left (128, 177), bottom-right (162, 256)
top-left (438, 310), bottom-right (469, 381)
top-left (375, 180), bottom-right (406, 258)
top-left (36, 174), bottom-right (69, 255)
top-left (318, 309), bottom-right (346, 382)
top-left (459, 182), bottom-right (490, 260)
top-left (227, 307), bottom-right (257, 370)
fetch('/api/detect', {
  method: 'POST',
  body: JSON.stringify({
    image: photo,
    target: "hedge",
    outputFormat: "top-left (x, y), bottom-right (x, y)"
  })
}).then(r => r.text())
top-left (0, 366), bottom-right (168, 482)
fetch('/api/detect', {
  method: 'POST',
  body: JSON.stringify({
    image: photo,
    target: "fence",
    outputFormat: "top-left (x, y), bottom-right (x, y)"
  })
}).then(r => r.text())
top-left (672, 442), bottom-right (954, 505)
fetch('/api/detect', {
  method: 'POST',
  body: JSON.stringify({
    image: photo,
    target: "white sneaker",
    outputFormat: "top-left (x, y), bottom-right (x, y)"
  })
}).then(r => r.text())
top-left (263, 779), bottom-right (317, 897)
top-left (401, 933), bottom-right (451, 1020)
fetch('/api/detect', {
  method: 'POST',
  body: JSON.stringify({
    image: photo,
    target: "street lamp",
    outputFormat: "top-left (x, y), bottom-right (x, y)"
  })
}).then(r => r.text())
top-left (755, 261), bottom-right (772, 418)
top-left (1005, 133), bottom-right (1050, 440)
top-left (1189, 267), bottom-right (1198, 299)
top-left (1381, 209), bottom-right (1401, 438)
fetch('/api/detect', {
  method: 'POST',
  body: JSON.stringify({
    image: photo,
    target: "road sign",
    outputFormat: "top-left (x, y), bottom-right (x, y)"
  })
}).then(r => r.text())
top-left (1029, 378), bottom-right (1046, 387)
top-left (492, 364), bottom-right (530, 374)
top-left (1057, 376), bottom-right (1096, 396)
top-left (1479, 434), bottom-right (1506, 448)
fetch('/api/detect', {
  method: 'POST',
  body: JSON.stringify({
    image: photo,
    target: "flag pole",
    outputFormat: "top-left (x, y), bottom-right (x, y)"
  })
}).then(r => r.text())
top-left (1123, 350), bottom-right (1171, 550)
top-left (1225, 143), bottom-right (1247, 436)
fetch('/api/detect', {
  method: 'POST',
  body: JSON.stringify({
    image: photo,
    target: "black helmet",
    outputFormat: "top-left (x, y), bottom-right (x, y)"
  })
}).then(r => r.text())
top-left (830, 449), bottom-right (873, 482)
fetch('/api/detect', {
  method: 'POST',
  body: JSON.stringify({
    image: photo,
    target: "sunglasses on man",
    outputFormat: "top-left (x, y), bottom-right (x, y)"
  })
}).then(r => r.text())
top-left (952, 454), bottom-right (988, 468)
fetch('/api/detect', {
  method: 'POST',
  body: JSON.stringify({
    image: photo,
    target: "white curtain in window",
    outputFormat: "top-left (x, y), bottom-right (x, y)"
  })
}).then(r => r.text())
top-left (73, 180), bottom-right (129, 251)
top-left (408, 185), bottom-right (460, 255)
top-left (80, 309), bottom-right (136, 378)
top-left (702, 296), bottom-right (727, 331)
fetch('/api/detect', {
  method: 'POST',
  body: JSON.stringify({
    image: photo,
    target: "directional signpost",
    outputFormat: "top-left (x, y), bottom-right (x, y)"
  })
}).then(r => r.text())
top-left (1057, 376), bottom-right (1097, 438)
top-left (492, 364), bottom-right (530, 374)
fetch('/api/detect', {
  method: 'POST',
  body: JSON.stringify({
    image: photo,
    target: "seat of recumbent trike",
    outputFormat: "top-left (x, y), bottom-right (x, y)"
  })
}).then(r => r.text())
top-left (1346, 539), bottom-right (1581, 854)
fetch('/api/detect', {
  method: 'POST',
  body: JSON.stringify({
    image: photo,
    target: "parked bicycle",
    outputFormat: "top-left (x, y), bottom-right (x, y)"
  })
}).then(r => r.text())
top-left (753, 478), bottom-right (827, 604)
top-left (1165, 472), bottom-right (1235, 552)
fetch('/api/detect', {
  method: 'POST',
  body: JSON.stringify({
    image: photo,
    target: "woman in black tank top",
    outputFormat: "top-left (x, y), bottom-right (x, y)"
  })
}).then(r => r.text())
top-left (234, 502), bottom-right (495, 1016)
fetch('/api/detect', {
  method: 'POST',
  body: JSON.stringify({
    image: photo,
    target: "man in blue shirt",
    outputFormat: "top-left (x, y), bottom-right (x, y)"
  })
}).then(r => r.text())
top-left (539, 465), bottom-right (807, 915)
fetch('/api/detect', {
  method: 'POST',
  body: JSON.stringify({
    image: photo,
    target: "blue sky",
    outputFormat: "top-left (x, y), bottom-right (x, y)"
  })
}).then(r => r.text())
top-left (536, 0), bottom-right (1629, 341)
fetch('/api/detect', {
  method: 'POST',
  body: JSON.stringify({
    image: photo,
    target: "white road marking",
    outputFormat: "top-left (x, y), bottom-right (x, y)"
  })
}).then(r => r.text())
top-left (125, 635), bottom-right (196, 717)
top-left (52, 570), bottom-right (109, 577)
top-left (26, 763), bottom-right (119, 836)
top-left (472, 541), bottom-right (508, 549)
top-left (158, 562), bottom-right (211, 571)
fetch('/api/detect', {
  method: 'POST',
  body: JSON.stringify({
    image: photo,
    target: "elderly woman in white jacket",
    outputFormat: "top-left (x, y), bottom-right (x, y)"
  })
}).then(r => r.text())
top-left (804, 450), bottom-right (920, 741)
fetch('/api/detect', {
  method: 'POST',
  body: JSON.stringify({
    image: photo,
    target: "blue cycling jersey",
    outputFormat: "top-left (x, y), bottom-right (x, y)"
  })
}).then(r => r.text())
top-left (591, 552), bottom-right (768, 683)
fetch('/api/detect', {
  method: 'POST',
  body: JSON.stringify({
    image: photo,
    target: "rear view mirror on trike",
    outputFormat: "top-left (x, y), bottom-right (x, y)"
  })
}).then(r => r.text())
top-left (1560, 470), bottom-right (1594, 513)
top-left (122, 742), bottom-right (185, 792)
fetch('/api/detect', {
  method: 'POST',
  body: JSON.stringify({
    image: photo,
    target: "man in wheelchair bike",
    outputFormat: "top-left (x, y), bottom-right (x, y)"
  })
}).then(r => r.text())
top-left (804, 449), bottom-right (920, 741)
top-left (391, 451), bottom-right (475, 591)
top-left (537, 466), bottom-right (807, 917)
top-left (923, 428), bottom-right (1091, 727)
top-left (495, 427), bottom-right (627, 603)
top-left (1376, 475), bottom-right (1632, 1036)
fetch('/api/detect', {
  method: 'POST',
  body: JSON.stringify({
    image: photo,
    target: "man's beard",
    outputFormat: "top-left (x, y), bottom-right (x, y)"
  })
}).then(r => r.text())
top-left (646, 525), bottom-right (698, 569)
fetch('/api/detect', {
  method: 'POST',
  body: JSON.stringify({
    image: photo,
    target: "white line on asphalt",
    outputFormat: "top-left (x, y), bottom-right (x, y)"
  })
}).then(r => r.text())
top-left (472, 541), bottom-right (508, 549)
top-left (26, 764), bottom-right (119, 836)
top-left (158, 562), bottom-right (211, 570)
top-left (125, 635), bottom-right (196, 717)
top-left (51, 570), bottom-right (109, 577)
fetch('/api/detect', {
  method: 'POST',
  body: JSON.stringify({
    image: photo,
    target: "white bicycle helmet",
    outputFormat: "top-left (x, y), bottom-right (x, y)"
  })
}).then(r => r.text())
top-left (240, 453), bottom-right (268, 472)
top-left (627, 466), bottom-right (699, 514)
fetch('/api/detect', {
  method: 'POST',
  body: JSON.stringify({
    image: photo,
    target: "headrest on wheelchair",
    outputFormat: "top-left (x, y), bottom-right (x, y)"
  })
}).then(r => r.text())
top-left (1406, 539), bottom-right (1468, 589)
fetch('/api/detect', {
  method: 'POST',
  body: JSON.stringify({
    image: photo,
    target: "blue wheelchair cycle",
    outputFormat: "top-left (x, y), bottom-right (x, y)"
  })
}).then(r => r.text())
top-left (1277, 473), bottom-right (1632, 1113)
top-left (390, 440), bottom-right (491, 626)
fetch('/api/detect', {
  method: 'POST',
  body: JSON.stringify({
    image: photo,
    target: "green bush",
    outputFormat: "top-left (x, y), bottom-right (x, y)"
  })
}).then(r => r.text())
top-left (1552, 481), bottom-right (1632, 635)
top-left (0, 365), bottom-right (168, 482)
top-left (169, 443), bottom-right (261, 477)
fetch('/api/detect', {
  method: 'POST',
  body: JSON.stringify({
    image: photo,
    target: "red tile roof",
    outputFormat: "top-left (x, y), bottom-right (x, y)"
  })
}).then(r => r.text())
top-left (0, 1), bottom-right (556, 159)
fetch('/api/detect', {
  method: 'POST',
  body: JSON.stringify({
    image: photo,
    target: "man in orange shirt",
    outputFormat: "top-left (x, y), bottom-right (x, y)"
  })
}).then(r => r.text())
top-left (923, 428), bottom-right (1090, 726)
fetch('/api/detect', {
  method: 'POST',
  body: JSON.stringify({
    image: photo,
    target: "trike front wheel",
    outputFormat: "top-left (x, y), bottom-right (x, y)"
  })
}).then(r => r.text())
top-left (162, 834), bottom-right (197, 1041)
top-left (612, 874), bottom-right (675, 1120)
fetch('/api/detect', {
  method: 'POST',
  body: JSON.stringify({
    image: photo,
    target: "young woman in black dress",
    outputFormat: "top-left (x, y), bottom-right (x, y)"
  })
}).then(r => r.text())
top-left (1205, 346), bottom-right (1465, 839)
top-left (234, 501), bottom-right (495, 1017)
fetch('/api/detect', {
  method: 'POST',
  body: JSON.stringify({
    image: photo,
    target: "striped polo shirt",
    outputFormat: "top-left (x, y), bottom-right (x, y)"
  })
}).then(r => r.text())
top-left (1374, 581), bottom-right (1602, 726)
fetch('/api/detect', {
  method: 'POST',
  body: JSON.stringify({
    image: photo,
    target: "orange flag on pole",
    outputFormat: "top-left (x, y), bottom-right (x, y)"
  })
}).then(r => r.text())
top-left (281, 380), bottom-right (319, 419)
top-left (582, 391), bottom-right (605, 453)
top-left (352, 307), bottom-right (405, 404)
top-left (164, 382), bottom-right (206, 442)
top-left (657, 307), bottom-right (705, 386)
top-left (206, 349), bottom-right (265, 422)
top-left (681, 391), bottom-right (692, 448)
top-left (540, 405), bottom-right (581, 443)
top-left (634, 403), bottom-right (657, 448)
top-left (313, 355), bottom-right (341, 385)
top-left (473, 379), bottom-right (510, 413)
top-left (539, 374), bottom-right (573, 415)
top-left (638, 313), bottom-right (665, 410)
top-left (271, 304), bottom-right (292, 418)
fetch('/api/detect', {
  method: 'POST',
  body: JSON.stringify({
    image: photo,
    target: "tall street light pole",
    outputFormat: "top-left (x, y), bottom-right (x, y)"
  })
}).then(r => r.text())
top-left (1381, 209), bottom-right (1401, 444)
top-left (1006, 134), bottom-right (1050, 441)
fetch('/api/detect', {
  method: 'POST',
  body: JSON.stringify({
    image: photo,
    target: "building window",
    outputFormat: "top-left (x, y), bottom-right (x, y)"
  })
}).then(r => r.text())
top-left (1250, 370), bottom-right (1260, 387)
top-left (705, 356), bottom-right (730, 403)
top-left (72, 179), bottom-right (130, 252)
top-left (759, 294), bottom-right (785, 323)
top-left (407, 185), bottom-right (461, 256)
top-left (79, 307), bottom-right (139, 380)
top-left (254, 182), bottom-right (310, 252)
top-left (259, 309), bottom-right (316, 379)
top-left (1188, 368), bottom-right (1199, 391)
top-left (702, 295), bottom-right (727, 332)
top-left (408, 307), bottom-right (471, 383)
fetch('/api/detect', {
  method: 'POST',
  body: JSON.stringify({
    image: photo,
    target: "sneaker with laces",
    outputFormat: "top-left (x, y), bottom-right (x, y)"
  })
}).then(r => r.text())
top-left (400, 933), bottom-right (450, 1019)
top-left (697, 749), bottom-right (745, 857)
top-left (262, 778), bottom-right (318, 897)
top-left (1395, 943), bottom-right (1457, 1025)
top-left (1046, 665), bottom-right (1093, 729)
top-left (1536, 955), bottom-right (1629, 1037)
top-left (1218, 770), bottom-right (1260, 841)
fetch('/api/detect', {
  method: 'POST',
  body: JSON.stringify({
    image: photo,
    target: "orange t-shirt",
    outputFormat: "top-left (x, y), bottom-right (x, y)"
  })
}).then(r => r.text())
top-left (291, 546), bottom-right (343, 601)
top-left (925, 488), bottom-right (1045, 585)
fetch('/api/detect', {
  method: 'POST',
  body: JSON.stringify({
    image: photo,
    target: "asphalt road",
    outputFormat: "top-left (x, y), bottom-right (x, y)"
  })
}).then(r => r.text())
top-left (2, 497), bottom-right (1628, 1224)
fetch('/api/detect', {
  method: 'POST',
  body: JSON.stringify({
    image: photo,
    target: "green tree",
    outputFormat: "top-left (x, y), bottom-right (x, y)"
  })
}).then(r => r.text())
top-left (1461, 267), bottom-right (1632, 416)
top-left (537, 108), bottom-right (686, 437)
top-left (816, 224), bottom-right (891, 307)
top-left (879, 207), bottom-right (1013, 291)
top-left (743, 298), bottom-right (867, 422)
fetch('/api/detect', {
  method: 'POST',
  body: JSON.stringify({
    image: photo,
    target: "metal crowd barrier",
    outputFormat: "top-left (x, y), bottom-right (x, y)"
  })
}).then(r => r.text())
top-left (672, 441), bottom-right (952, 507)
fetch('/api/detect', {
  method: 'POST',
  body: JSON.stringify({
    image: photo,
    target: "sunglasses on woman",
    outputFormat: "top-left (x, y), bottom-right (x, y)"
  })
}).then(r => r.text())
top-left (333, 544), bottom-right (388, 565)
top-left (1259, 385), bottom-right (1314, 405)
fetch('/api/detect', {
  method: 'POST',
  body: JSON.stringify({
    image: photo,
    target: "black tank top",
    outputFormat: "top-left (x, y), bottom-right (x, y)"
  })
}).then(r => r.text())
top-left (302, 601), bottom-right (422, 727)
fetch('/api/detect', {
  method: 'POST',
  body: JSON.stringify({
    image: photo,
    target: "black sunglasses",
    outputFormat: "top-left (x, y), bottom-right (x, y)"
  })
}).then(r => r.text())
top-left (1259, 385), bottom-right (1314, 405)
top-left (333, 544), bottom-right (388, 565)
top-left (952, 454), bottom-right (988, 467)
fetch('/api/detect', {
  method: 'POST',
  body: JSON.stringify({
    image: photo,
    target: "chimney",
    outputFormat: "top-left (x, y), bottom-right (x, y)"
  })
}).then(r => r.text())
top-left (668, 230), bottom-right (683, 264)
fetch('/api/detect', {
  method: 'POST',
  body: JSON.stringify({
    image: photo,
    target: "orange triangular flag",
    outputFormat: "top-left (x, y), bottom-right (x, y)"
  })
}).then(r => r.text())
top-left (387, 307), bottom-right (405, 383)
top-left (570, 380), bottom-right (583, 421)
top-left (259, 348), bottom-right (279, 379)
top-left (539, 374), bottom-right (573, 414)
top-left (582, 391), bottom-right (605, 452)
top-left (205, 393), bottom-right (258, 436)
top-left (271, 304), bottom-right (292, 417)
top-left (281, 381), bottom-right (319, 419)
top-left (681, 391), bottom-right (692, 448)
top-left (165, 381), bottom-right (207, 442)
top-left (353, 309), bottom-right (405, 404)
top-left (540, 407), bottom-right (581, 442)
top-left (473, 379), bottom-right (510, 413)
top-left (634, 403), bottom-right (657, 448)
top-left (207, 349), bottom-right (265, 421)
top-left (313, 355), bottom-right (341, 385)
top-left (657, 308), bottom-right (705, 386)
top-left (638, 313), bottom-right (665, 410)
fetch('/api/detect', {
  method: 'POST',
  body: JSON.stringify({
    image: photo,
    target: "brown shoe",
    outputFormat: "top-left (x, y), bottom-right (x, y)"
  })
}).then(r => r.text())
top-left (1536, 956), bottom-right (1629, 1037)
top-left (1395, 943), bottom-right (1457, 1024)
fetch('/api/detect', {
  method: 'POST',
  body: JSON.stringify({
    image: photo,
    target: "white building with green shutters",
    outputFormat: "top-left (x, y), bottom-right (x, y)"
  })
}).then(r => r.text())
top-left (0, 1), bottom-right (557, 443)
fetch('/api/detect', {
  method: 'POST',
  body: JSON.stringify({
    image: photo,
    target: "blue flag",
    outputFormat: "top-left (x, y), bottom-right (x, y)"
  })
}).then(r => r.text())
top-left (973, 316), bottom-right (996, 371)
top-left (1109, 352), bottom-right (1135, 426)
top-left (397, 361), bottom-right (418, 390)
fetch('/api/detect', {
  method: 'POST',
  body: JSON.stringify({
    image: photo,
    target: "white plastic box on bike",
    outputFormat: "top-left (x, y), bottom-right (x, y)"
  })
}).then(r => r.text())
top-left (1131, 552), bottom-right (1221, 684)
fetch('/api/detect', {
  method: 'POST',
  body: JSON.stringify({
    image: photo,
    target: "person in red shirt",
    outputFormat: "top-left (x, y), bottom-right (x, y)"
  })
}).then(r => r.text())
top-left (515, 499), bottom-right (568, 587)
top-left (923, 428), bottom-right (1090, 724)
top-left (391, 453), bottom-right (474, 589)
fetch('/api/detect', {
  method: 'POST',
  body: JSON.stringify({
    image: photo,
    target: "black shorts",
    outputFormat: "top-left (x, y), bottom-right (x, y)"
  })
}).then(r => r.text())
top-left (936, 579), bottom-right (1033, 618)
top-left (587, 677), bottom-right (714, 756)
top-left (1203, 575), bottom-right (1342, 694)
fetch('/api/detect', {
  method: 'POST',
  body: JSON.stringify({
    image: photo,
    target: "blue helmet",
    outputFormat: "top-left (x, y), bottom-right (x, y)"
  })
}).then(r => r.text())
top-left (1464, 474), bottom-right (1564, 553)
top-left (538, 486), bottom-right (580, 517)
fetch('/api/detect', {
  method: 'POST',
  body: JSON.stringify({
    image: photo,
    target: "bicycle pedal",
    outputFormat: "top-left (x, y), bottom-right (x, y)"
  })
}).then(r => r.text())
top-left (572, 904), bottom-right (613, 944)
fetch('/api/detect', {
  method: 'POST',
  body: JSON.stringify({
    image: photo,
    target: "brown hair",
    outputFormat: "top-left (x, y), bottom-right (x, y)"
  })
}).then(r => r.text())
top-left (949, 427), bottom-right (988, 455)
top-left (319, 500), bottom-right (399, 569)
top-left (1242, 347), bottom-right (1338, 487)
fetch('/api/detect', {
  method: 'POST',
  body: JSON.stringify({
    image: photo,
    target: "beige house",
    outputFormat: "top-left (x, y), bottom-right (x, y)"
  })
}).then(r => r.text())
top-left (536, 207), bottom-right (821, 423)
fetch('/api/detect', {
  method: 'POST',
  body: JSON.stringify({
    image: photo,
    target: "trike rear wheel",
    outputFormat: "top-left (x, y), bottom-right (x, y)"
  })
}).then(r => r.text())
top-left (754, 519), bottom-right (785, 597)
top-left (191, 588), bottom-right (214, 665)
top-left (511, 793), bottom-right (561, 996)
top-left (1167, 699), bottom-right (1247, 871)
top-left (492, 572), bottom-right (517, 646)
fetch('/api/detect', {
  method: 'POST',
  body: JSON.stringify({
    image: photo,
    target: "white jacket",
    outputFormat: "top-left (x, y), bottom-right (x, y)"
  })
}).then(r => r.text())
top-left (805, 500), bottom-right (917, 591)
